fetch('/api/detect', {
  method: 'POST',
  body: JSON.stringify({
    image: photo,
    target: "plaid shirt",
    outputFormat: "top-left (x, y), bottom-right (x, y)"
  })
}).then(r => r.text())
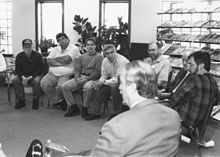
top-left (170, 73), bottom-right (218, 127)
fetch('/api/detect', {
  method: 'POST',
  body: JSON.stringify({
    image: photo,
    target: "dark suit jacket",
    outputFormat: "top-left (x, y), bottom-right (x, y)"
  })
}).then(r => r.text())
top-left (90, 99), bottom-right (181, 157)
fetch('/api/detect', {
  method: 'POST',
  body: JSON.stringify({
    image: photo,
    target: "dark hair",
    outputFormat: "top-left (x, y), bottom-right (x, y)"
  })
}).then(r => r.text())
top-left (56, 33), bottom-right (69, 42)
top-left (124, 60), bottom-right (158, 98)
top-left (85, 37), bottom-right (96, 45)
top-left (188, 50), bottom-right (211, 71)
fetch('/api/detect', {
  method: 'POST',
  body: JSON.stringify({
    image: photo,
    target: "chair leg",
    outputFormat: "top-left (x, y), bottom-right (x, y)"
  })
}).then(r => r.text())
top-left (7, 83), bottom-right (11, 105)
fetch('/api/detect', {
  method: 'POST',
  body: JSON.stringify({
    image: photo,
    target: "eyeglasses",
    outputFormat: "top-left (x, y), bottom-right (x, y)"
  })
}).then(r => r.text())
top-left (148, 49), bottom-right (157, 52)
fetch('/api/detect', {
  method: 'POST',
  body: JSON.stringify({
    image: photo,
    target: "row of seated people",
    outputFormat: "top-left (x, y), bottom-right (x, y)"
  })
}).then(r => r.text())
top-left (12, 32), bottom-right (219, 156)
top-left (12, 33), bottom-right (130, 121)
top-left (24, 49), bottom-right (219, 156)
top-left (12, 31), bottom-right (219, 131)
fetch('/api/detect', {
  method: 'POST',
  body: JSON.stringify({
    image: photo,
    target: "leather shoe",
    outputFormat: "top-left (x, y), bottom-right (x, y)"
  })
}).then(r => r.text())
top-left (84, 114), bottom-right (101, 121)
top-left (64, 105), bottom-right (80, 117)
top-left (15, 99), bottom-right (26, 109)
top-left (52, 100), bottom-right (67, 111)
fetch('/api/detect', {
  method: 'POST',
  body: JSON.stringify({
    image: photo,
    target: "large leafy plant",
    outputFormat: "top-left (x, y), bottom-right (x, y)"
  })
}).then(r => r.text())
top-left (73, 15), bottom-right (129, 58)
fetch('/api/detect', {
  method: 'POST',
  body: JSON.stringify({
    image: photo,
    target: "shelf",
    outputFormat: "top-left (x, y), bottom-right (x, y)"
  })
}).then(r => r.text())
top-left (157, 38), bottom-right (220, 44)
top-left (158, 11), bottom-right (220, 15)
top-left (157, 26), bottom-right (220, 29)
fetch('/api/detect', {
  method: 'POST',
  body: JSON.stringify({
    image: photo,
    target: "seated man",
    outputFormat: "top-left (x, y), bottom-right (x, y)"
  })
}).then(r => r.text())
top-left (83, 44), bottom-right (129, 120)
top-left (61, 38), bottom-right (104, 117)
top-left (158, 50), bottom-right (193, 99)
top-left (40, 33), bottom-right (80, 110)
top-left (170, 50), bottom-right (219, 140)
top-left (69, 60), bottom-right (181, 157)
top-left (12, 39), bottom-right (44, 110)
top-left (144, 41), bottom-right (172, 89)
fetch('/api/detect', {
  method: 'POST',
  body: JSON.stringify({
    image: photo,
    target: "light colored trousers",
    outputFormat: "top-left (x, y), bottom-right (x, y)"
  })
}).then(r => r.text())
top-left (61, 77), bottom-right (95, 108)
top-left (40, 72), bottom-right (72, 104)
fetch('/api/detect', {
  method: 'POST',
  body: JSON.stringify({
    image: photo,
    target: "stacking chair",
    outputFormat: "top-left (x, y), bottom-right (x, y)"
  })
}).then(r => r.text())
top-left (2, 54), bottom-right (15, 105)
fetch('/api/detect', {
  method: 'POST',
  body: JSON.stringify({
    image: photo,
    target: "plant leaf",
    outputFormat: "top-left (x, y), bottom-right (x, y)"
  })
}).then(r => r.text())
top-left (82, 18), bottom-right (88, 25)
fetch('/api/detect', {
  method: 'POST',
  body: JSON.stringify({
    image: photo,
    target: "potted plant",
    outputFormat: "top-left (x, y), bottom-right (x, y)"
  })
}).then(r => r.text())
top-left (72, 15), bottom-right (129, 58)
top-left (38, 38), bottom-right (57, 56)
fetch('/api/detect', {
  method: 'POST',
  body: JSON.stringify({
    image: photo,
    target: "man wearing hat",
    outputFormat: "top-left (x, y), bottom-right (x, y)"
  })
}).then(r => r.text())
top-left (12, 39), bottom-right (44, 110)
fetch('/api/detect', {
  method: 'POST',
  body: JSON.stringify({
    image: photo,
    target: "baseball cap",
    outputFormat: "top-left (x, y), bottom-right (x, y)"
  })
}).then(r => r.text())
top-left (22, 39), bottom-right (32, 46)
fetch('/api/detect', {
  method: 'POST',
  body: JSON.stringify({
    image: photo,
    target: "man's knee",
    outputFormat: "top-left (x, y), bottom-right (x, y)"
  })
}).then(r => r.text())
top-left (32, 76), bottom-right (41, 85)
top-left (40, 77), bottom-right (47, 89)
top-left (12, 75), bottom-right (22, 84)
top-left (61, 78), bottom-right (78, 92)
top-left (83, 80), bottom-right (94, 91)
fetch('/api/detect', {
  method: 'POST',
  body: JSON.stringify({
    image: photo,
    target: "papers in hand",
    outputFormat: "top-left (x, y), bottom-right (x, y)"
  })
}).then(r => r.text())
top-left (45, 142), bottom-right (69, 153)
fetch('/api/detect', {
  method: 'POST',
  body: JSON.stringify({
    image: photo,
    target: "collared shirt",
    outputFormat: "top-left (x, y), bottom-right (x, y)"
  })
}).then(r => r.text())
top-left (75, 52), bottom-right (104, 81)
top-left (47, 43), bottom-right (80, 76)
top-left (99, 53), bottom-right (129, 84)
top-left (151, 55), bottom-right (172, 84)
top-left (170, 73), bottom-right (218, 127)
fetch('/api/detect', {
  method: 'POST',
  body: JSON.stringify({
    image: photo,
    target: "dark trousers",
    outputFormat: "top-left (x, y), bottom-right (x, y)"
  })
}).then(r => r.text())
top-left (12, 75), bottom-right (42, 100)
top-left (87, 83), bottom-right (123, 115)
top-left (99, 83), bottom-right (123, 115)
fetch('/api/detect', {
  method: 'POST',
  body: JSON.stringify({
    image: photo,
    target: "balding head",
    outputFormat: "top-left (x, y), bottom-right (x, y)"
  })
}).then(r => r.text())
top-left (182, 50), bottom-right (193, 70)
top-left (148, 41), bottom-right (163, 60)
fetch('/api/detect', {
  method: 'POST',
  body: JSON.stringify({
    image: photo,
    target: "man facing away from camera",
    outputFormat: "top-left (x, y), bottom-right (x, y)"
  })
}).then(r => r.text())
top-left (68, 60), bottom-right (181, 157)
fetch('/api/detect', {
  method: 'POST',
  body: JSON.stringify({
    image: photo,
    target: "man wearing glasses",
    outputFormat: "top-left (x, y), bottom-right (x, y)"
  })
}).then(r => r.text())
top-left (144, 41), bottom-right (172, 90)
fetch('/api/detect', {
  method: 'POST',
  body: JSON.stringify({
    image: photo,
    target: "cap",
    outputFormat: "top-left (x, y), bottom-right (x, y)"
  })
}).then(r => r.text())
top-left (22, 39), bottom-right (32, 46)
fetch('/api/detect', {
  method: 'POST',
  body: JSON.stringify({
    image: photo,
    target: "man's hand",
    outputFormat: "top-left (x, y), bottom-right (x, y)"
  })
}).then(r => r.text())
top-left (22, 76), bottom-right (33, 86)
top-left (76, 75), bottom-right (88, 85)
top-left (92, 80), bottom-right (104, 91)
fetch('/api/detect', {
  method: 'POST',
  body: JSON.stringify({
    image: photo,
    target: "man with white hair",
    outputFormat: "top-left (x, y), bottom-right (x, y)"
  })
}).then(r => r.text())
top-left (158, 50), bottom-right (193, 99)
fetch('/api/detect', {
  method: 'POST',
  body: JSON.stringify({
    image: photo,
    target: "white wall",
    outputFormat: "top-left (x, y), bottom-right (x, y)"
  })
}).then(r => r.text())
top-left (131, 0), bottom-right (162, 43)
top-left (12, 0), bottom-right (161, 55)
top-left (13, 0), bottom-right (36, 55)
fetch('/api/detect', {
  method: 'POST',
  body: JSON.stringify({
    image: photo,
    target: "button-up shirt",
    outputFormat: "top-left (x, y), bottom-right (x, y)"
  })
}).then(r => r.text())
top-left (99, 53), bottom-right (129, 84)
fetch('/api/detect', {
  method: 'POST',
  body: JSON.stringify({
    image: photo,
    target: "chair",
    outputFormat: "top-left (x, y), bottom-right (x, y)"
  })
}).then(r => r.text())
top-left (2, 54), bottom-right (15, 105)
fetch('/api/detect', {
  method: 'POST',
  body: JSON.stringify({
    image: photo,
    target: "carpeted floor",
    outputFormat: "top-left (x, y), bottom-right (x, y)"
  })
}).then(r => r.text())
top-left (0, 86), bottom-right (106, 157)
top-left (1, 85), bottom-right (220, 157)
